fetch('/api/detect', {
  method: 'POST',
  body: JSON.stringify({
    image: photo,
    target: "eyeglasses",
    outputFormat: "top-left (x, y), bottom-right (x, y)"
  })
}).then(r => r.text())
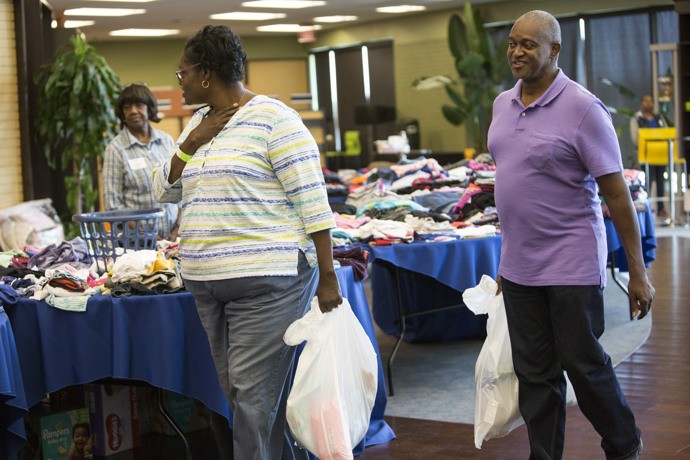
top-left (175, 63), bottom-right (200, 82)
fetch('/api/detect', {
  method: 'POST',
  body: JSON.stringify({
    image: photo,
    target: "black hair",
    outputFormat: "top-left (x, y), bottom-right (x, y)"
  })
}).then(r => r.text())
top-left (185, 25), bottom-right (247, 86)
top-left (114, 83), bottom-right (160, 125)
top-left (72, 422), bottom-right (90, 438)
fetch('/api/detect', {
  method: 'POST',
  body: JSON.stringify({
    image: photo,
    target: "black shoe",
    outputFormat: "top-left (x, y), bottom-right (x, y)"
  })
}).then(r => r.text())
top-left (621, 439), bottom-right (643, 460)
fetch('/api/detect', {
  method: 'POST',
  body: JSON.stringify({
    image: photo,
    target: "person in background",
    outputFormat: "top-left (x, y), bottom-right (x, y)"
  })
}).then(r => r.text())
top-left (102, 83), bottom-right (180, 240)
top-left (488, 10), bottom-right (654, 460)
top-left (152, 25), bottom-right (342, 459)
top-left (630, 93), bottom-right (669, 217)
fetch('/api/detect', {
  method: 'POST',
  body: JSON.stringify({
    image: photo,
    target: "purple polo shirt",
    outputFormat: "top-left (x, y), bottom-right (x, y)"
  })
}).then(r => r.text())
top-left (487, 70), bottom-right (623, 287)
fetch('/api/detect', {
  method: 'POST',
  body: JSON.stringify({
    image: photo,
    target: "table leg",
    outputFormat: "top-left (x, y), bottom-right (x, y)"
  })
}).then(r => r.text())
top-left (608, 251), bottom-right (633, 320)
top-left (386, 266), bottom-right (406, 397)
top-left (384, 264), bottom-right (473, 396)
top-left (157, 388), bottom-right (192, 460)
top-left (668, 140), bottom-right (676, 226)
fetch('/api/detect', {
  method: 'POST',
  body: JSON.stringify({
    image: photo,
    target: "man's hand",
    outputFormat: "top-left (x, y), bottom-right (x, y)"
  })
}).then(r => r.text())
top-left (628, 273), bottom-right (654, 320)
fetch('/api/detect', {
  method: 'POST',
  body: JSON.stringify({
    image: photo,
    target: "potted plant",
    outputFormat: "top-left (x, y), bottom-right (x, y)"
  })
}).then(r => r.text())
top-left (34, 32), bottom-right (121, 235)
top-left (413, 2), bottom-right (513, 154)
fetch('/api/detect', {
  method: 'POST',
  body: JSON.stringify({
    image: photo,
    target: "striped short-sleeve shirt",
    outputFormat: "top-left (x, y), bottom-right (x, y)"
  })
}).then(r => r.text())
top-left (152, 95), bottom-right (335, 281)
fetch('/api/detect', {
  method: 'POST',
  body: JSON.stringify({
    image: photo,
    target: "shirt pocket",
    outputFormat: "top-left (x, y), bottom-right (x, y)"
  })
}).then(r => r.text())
top-left (525, 132), bottom-right (561, 170)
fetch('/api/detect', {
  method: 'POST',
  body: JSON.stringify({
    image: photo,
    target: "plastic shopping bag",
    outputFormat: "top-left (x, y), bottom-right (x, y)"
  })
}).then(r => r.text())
top-left (464, 275), bottom-right (578, 449)
top-left (464, 275), bottom-right (523, 449)
top-left (283, 297), bottom-right (378, 460)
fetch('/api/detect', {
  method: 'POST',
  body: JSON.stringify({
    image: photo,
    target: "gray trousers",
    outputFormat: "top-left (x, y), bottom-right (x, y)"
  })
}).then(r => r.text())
top-left (184, 252), bottom-right (318, 460)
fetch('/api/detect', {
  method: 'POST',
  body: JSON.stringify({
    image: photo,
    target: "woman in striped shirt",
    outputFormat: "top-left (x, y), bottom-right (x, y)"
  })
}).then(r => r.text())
top-left (152, 25), bottom-right (342, 460)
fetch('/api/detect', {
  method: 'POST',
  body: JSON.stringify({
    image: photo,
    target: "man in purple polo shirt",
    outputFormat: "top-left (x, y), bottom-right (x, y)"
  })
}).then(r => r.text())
top-left (487, 10), bottom-right (654, 460)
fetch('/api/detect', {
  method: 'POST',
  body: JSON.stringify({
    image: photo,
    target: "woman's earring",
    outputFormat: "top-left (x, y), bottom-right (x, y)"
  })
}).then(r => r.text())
top-left (202, 80), bottom-right (210, 89)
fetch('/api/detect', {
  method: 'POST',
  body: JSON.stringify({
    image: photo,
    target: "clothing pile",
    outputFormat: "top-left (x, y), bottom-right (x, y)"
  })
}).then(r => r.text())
top-left (600, 169), bottom-right (651, 218)
top-left (326, 155), bottom-right (498, 246)
top-left (0, 236), bottom-right (184, 312)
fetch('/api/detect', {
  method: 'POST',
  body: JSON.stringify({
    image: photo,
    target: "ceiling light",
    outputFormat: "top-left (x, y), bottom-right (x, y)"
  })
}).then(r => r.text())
top-left (64, 8), bottom-right (146, 17)
top-left (256, 24), bottom-right (323, 32)
top-left (242, 1), bottom-right (326, 9)
top-left (51, 20), bottom-right (95, 28)
top-left (83, 0), bottom-right (155, 2)
top-left (109, 28), bottom-right (179, 36)
top-left (210, 12), bottom-right (287, 20)
top-left (376, 5), bottom-right (427, 14)
top-left (313, 15), bottom-right (358, 23)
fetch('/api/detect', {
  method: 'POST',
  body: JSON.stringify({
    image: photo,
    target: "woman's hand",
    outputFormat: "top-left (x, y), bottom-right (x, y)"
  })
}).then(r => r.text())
top-left (309, 229), bottom-right (343, 313)
top-left (316, 272), bottom-right (343, 313)
top-left (182, 106), bottom-right (240, 151)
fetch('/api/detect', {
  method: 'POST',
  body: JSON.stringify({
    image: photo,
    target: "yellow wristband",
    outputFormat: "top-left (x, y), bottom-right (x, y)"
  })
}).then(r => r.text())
top-left (176, 147), bottom-right (193, 162)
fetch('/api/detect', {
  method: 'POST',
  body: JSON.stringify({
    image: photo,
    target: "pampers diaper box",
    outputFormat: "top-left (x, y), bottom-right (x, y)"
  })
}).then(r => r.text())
top-left (84, 383), bottom-right (140, 457)
top-left (39, 407), bottom-right (90, 460)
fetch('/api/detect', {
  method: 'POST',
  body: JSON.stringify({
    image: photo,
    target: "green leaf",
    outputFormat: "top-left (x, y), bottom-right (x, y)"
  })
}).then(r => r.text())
top-left (463, 2), bottom-right (480, 54)
top-left (442, 104), bottom-right (467, 126)
top-left (444, 84), bottom-right (466, 109)
top-left (456, 52), bottom-right (485, 78)
top-left (599, 77), bottom-right (636, 100)
top-left (608, 106), bottom-right (634, 117)
top-left (34, 31), bottom-right (121, 216)
top-left (448, 14), bottom-right (468, 60)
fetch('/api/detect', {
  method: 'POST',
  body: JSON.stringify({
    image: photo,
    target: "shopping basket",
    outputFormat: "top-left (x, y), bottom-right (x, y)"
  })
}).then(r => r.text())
top-left (72, 208), bottom-right (165, 274)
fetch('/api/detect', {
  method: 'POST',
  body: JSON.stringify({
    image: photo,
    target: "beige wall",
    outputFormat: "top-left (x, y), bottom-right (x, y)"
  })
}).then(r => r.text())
top-left (86, 0), bottom-right (676, 154)
top-left (311, 0), bottom-right (674, 153)
top-left (0, 0), bottom-right (23, 209)
top-left (93, 35), bottom-right (312, 88)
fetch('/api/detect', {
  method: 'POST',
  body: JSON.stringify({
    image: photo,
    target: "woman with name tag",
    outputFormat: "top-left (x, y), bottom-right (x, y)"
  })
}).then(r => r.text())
top-left (102, 83), bottom-right (180, 240)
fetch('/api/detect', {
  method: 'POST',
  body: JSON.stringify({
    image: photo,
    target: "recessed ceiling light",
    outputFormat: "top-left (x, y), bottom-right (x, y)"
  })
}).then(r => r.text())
top-left (376, 5), bottom-right (426, 14)
top-left (51, 20), bottom-right (96, 28)
top-left (84, 0), bottom-right (155, 2)
top-left (256, 24), bottom-right (323, 32)
top-left (64, 8), bottom-right (146, 17)
top-left (210, 12), bottom-right (287, 20)
top-left (109, 28), bottom-right (179, 36)
top-left (313, 15), bottom-right (358, 23)
top-left (242, 1), bottom-right (326, 9)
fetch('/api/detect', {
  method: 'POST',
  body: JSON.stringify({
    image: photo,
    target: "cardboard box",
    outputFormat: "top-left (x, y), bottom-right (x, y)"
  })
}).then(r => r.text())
top-left (84, 383), bottom-right (140, 457)
top-left (39, 407), bottom-right (90, 460)
top-left (134, 385), bottom-right (153, 436)
top-left (149, 390), bottom-right (210, 436)
top-left (49, 385), bottom-right (85, 409)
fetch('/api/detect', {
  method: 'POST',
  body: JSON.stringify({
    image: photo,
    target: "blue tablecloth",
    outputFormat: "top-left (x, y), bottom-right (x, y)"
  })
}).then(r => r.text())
top-left (605, 202), bottom-right (657, 271)
top-left (365, 235), bottom-right (502, 342)
top-left (4, 266), bottom-right (394, 456)
top-left (1, 308), bottom-right (28, 459)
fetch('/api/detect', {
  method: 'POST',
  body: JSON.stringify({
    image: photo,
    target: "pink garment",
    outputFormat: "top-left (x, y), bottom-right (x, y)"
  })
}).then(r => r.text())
top-left (623, 169), bottom-right (640, 183)
top-left (390, 158), bottom-right (445, 178)
top-left (333, 213), bottom-right (371, 229)
top-left (452, 183), bottom-right (482, 213)
top-left (467, 159), bottom-right (496, 171)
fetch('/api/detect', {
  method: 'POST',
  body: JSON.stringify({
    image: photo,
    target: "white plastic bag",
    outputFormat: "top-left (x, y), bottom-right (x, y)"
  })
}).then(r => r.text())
top-left (464, 275), bottom-right (523, 449)
top-left (283, 297), bottom-right (378, 460)
top-left (464, 275), bottom-right (578, 449)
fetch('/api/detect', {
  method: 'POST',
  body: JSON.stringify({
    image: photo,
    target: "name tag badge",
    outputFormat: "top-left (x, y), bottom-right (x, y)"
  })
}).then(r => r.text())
top-left (128, 158), bottom-right (147, 170)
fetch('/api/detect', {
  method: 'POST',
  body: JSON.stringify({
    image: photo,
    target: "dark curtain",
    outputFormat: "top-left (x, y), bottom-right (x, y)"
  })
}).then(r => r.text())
top-left (366, 43), bottom-right (397, 150)
top-left (559, 18), bottom-right (584, 85)
top-left (312, 51), bottom-right (333, 151)
top-left (654, 9), bottom-right (679, 80)
top-left (586, 12), bottom-right (653, 168)
top-left (333, 47), bottom-right (367, 168)
top-left (15, 0), bottom-right (73, 218)
top-left (652, 9), bottom-right (680, 128)
top-left (312, 41), bottom-right (395, 169)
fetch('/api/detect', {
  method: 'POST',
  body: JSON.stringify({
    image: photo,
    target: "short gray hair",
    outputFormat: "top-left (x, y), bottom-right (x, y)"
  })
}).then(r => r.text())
top-left (517, 10), bottom-right (561, 45)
